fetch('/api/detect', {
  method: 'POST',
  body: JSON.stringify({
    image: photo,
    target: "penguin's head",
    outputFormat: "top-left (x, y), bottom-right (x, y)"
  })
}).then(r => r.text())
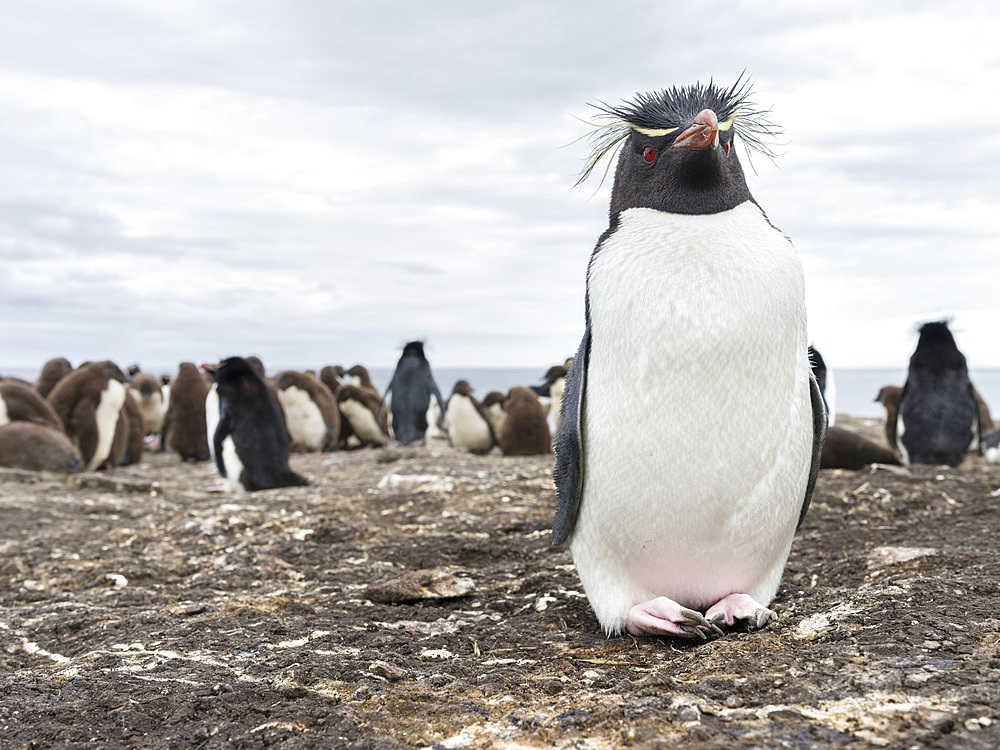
top-left (910, 320), bottom-right (967, 372)
top-left (452, 379), bottom-right (473, 396)
top-left (207, 357), bottom-right (258, 386)
top-left (578, 76), bottom-right (780, 217)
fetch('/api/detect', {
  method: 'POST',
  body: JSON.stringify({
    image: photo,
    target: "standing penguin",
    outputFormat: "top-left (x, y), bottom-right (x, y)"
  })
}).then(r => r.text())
top-left (442, 380), bottom-right (495, 454)
top-left (481, 391), bottom-right (507, 441)
top-left (206, 357), bottom-right (308, 492)
top-left (272, 370), bottom-right (340, 452)
top-left (162, 362), bottom-right (211, 462)
top-left (337, 384), bottom-right (391, 448)
top-left (875, 385), bottom-right (903, 449)
top-left (35, 357), bottom-right (73, 398)
top-left (897, 321), bottom-right (978, 466)
top-left (500, 386), bottom-right (551, 456)
top-left (384, 341), bottom-right (446, 446)
top-left (128, 372), bottom-right (166, 440)
top-left (47, 361), bottom-right (129, 471)
top-left (552, 78), bottom-right (826, 638)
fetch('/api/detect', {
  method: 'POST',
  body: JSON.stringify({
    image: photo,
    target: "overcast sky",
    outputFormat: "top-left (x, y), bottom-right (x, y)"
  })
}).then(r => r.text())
top-left (2, 1), bottom-right (999, 374)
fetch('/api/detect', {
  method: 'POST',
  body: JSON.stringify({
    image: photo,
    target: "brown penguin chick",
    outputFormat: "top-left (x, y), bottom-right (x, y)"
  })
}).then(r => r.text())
top-left (500, 386), bottom-right (551, 456)
top-left (336, 384), bottom-right (391, 447)
top-left (128, 372), bottom-right (165, 436)
top-left (0, 422), bottom-right (83, 473)
top-left (443, 380), bottom-right (495, 454)
top-left (820, 425), bottom-right (902, 470)
top-left (162, 362), bottom-right (211, 461)
top-left (346, 364), bottom-right (380, 394)
top-left (35, 357), bottom-right (73, 398)
top-left (272, 370), bottom-right (341, 451)
top-left (320, 365), bottom-right (345, 396)
top-left (0, 380), bottom-right (65, 432)
top-left (120, 392), bottom-right (144, 466)
top-left (481, 390), bottom-right (507, 442)
top-left (875, 385), bottom-right (902, 449)
top-left (47, 361), bottom-right (128, 471)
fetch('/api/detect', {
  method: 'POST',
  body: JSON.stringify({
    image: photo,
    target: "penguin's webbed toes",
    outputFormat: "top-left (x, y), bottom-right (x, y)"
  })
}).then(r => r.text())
top-left (625, 597), bottom-right (724, 639)
top-left (705, 593), bottom-right (777, 631)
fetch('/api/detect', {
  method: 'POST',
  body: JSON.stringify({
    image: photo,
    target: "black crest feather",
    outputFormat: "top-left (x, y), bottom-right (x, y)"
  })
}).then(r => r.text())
top-left (575, 73), bottom-right (782, 187)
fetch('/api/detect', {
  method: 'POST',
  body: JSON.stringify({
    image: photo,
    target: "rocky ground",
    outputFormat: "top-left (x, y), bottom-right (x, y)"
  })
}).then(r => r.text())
top-left (1, 416), bottom-right (999, 749)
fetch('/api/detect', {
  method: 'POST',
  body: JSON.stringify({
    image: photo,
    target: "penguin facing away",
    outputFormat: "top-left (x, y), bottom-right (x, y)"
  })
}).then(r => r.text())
top-left (207, 357), bottom-right (309, 493)
top-left (500, 386), bottom-right (551, 456)
top-left (35, 357), bottom-right (73, 398)
top-left (0, 421), bottom-right (83, 473)
top-left (162, 362), bottom-right (211, 462)
top-left (553, 78), bottom-right (827, 638)
top-left (897, 321), bottom-right (977, 466)
top-left (384, 341), bottom-right (446, 446)
top-left (0, 380), bottom-right (65, 433)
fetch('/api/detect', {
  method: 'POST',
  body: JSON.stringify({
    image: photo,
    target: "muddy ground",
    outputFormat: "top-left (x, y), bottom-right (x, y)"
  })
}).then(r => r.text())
top-left (1, 415), bottom-right (999, 749)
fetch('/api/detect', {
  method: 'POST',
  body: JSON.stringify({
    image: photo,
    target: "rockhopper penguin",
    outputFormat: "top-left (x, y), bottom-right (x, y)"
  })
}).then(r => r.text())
top-left (553, 78), bottom-right (827, 638)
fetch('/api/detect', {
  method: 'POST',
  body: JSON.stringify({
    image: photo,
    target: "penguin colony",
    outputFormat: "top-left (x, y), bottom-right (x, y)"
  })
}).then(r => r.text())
top-left (1, 77), bottom-right (998, 640)
top-left (0, 347), bottom-right (564, 482)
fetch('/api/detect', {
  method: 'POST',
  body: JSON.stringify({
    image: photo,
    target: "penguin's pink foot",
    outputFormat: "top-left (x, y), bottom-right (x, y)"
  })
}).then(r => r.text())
top-left (705, 593), bottom-right (776, 630)
top-left (625, 597), bottom-right (724, 639)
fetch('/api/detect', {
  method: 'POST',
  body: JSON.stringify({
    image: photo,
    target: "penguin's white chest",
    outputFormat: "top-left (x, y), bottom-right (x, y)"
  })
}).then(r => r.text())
top-left (90, 380), bottom-right (127, 471)
top-left (340, 397), bottom-right (385, 445)
top-left (277, 386), bottom-right (326, 450)
top-left (445, 395), bottom-right (493, 452)
top-left (574, 204), bottom-right (813, 620)
top-left (205, 384), bottom-right (220, 460)
top-left (221, 435), bottom-right (246, 493)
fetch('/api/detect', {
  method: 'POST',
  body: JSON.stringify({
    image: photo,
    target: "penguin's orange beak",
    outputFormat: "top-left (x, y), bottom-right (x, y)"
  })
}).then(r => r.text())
top-left (673, 109), bottom-right (719, 150)
top-left (200, 362), bottom-right (217, 374)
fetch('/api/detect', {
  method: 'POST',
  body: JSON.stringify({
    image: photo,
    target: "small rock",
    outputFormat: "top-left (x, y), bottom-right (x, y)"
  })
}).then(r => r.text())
top-left (904, 672), bottom-right (933, 687)
top-left (428, 674), bottom-right (450, 687)
top-left (677, 705), bottom-right (701, 723)
top-left (366, 569), bottom-right (474, 603)
top-left (725, 695), bottom-right (745, 708)
top-left (866, 546), bottom-right (938, 569)
top-left (368, 661), bottom-right (407, 681)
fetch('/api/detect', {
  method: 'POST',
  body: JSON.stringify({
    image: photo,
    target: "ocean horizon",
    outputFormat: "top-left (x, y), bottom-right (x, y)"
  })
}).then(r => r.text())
top-left (6, 363), bottom-right (999, 422)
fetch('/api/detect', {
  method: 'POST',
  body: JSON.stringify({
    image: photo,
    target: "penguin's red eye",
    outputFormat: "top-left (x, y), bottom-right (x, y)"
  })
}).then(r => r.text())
top-left (723, 142), bottom-right (731, 157)
top-left (643, 147), bottom-right (656, 162)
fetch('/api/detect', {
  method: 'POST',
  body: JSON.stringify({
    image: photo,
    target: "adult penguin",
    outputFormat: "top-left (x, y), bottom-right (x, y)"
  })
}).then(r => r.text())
top-left (205, 357), bottom-right (308, 492)
top-left (47, 360), bottom-right (129, 471)
top-left (384, 341), bottom-right (446, 446)
top-left (552, 77), bottom-right (826, 638)
top-left (897, 321), bottom-right (978, 466)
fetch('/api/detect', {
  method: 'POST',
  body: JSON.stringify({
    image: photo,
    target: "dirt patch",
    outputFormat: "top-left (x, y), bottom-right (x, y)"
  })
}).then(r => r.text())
top-left (2, 416), bottom-right (999, 748)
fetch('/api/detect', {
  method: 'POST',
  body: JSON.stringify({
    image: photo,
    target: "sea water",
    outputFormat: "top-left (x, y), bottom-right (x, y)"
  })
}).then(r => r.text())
top-left (5, 363), bottom-right (999, 421)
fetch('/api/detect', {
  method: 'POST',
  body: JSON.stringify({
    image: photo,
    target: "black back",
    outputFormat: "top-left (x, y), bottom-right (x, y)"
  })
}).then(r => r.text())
top-left (808, 345), bottom-right (831, 415)
top-left (213, 356), bottom-right (308, 490)
top-left (899, 321), bottom-right (977, 466)
top-left (384, 342), bottom-right (445, 446)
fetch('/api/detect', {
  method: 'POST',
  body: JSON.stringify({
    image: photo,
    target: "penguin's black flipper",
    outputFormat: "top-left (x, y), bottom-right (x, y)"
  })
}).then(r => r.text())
top-left (551, 325), bottom-right (591, 545)
top-left (797, 371), bottom-right (828, 529)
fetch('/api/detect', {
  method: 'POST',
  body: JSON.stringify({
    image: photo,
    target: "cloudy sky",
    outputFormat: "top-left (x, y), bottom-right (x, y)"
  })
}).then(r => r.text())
top-left (2, 1), bottom-right (999, 374)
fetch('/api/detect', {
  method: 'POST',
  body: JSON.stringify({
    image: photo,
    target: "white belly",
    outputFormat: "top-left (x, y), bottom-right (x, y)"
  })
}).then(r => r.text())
top-left (340, 398), bottom-right (386, 445)
top-left (205, 384), bottom-right (220, 460)
top-left (221, 435), bottom-right (246, 493)
top-left (277, 386), bottom-right (326, 450)
top-left (445, 396), bottom-right (493, 452)
top-left (571, 204), bottom-right (813, 630)
top-left (88, 380), bottom-right (127, 471)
